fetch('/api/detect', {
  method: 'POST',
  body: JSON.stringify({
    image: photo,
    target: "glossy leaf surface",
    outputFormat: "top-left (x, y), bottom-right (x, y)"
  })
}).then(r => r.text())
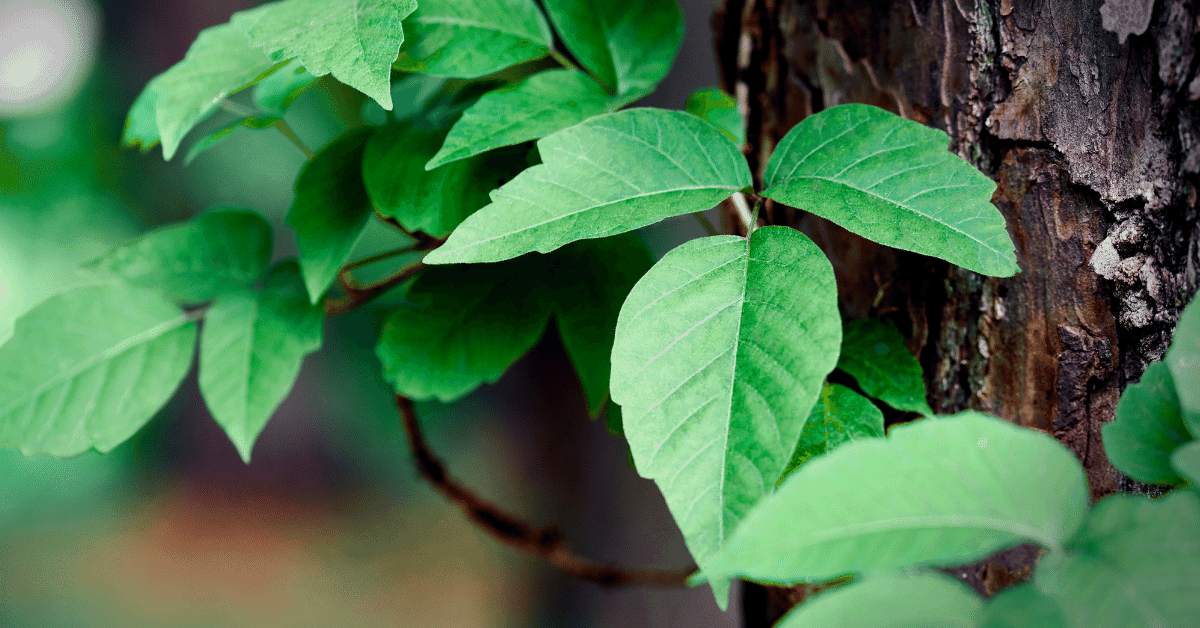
top-left (425, 108), bottom-right (751, 265)
top-left (1102, 361), bottom-right (1191, 485)
top-left (542, 0), bottom-right (683, 96)
top-left (780, 383), bottom-right (884, 481)
top-left (426, 69), bottom-right (613, 169)
top-left (610, 227), bottom-right (841, 607)
top-left (0, 285), bottom-right (196, 456)
top-left (685, 87), bottom-right (744, 146)
top-left (199, 263), bottom-right (324, 463)
top-left (1166, 295), bottom-right (1200, 433)
top-left (763, 104), bottom-right (1018, 277)
top-left (87, 210), bottom-right (272, 303)
top-left (706, 412), bottom-right (1089, 584)
top-left (1036, 491), bottom-right (1200, 628)
top-left (776, 572), bottom-right (982, 628)
top-left (245, 0), bottom-right (416, 109)
top-left (837, 317), bottom-right (933, 416)
top-left (287, 129), bottom-right (374, 303)
top-left (394, 0), bottom-right (551, 78)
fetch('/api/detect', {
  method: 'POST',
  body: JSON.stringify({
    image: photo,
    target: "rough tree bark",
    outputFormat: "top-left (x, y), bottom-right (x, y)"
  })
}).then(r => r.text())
top-left (713, 0), bottom-right (1200, 624)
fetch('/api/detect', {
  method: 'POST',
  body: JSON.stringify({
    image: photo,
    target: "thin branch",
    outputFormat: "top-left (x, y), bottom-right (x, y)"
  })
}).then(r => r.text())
top-left (325, 261), bottom-right (426, 316)
top-left (273, 119), bottom-right (314, 159)
top-left (395, 394), bottom-right (698, 587)
top-left (693, 211), bottom-right (720, 236)
top-left (731, 192), bottom-right (756, 235)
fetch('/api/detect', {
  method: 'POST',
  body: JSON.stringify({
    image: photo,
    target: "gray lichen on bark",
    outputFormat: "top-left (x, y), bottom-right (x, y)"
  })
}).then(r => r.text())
top-left (1099, 0), bottom-right (1157, 43)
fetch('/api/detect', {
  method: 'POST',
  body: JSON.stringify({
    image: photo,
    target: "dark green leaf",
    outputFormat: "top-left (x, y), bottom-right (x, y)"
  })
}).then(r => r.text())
top-left (1102, 361), bottom-right (1191, 485)
top-left (542, 0), bottom-right (683, 96)
top-left (775, 571), bottom-right (982, 628)
top-left (425, 108), bottom-right (751, 265)
top-left (362, 123), bottom-right (526, 237)
top-left (287, 128), bottom-right (374, 303)
top-left (393, 0), bottom-right (552, 78)
top-left (1036, 491), bottom-right (1200, 628)
top-left (762, 104), bottom-right (1018, 277)
top-left (184, 116), bottom-right (281, 165)
top-left (0, 285), bottom-right (197, 456)
top-left (552, 233), bottom-right (654, 416)
top-left (706, 412), bottom-right (1089, 585)
top-left (199, 263), bottom-right (324, 463)
top-left (780, 383), bottom-right (884, 482)
top-left (426, 69), bottom-right (614, 169)
top-left (86, 210), bottom-right (273, 303)
top-left (837, 317), bottom-right (934, 416)
top-left (254, 58), bottom-right (317, 116)
top-left (978, 584), bottom-right (1068, 628)
top-left (1172, 440), bottom-right (1200, 491)
top-left (1166, 295), bottom-right (1200, 434)
top-left (685, 87), bottom-right (744, 146)
top-left (610, 227), bottom-right (841, 608)
top-left (244, 0), bottom-right (417, 109)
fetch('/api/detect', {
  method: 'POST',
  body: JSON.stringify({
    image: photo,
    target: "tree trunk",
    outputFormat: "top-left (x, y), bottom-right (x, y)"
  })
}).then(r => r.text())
top-left (714, 0), bottom-right (1200, 624)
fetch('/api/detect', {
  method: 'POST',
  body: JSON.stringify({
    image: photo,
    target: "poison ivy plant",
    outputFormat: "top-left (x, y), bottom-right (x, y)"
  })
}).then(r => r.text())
top-left (779, 383), bottom-right (884, 482)
top-left (835, 317), bottom-right (934, 416)
top-left (1166, 295), bottom-right (1200, 433)
top-left (685, 87), bottom-right (744, 146)
top-left (774, 571), bottom-right (984, 628)
top-left (1101, 361), bottom-right (1191, 485)
top-left (392, 0), bottom-right (552, 78)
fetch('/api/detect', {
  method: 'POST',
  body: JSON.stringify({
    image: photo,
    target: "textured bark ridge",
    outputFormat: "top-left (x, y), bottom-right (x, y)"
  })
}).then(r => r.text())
top-left (717, 0), bottom-right (1200, 621)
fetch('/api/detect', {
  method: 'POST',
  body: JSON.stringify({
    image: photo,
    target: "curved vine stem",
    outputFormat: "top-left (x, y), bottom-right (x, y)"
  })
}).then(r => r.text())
top-left (395, 394), bottom-right (698, 587)
top-left (324, 261), bottom-right (426, 316)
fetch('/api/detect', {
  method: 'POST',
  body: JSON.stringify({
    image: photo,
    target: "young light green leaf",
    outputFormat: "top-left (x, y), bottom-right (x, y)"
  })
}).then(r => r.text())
top-left (122, 83), bottom-right (162, 152)
top-left (706, 412), bottom-right (1089, 585)
top-left (0, 285), bottom-right (197, 457)
top-left (1166, 294), bottom-right (1200, 434)
top-left (287, 128), bottom-right (374, 304)
top-left (1171, 440), bottom-right (1200, 491)
top-left (780, 383), bottom-right (884, 482)
top-left (184, 116), bottom-right (281, 165)
top-left (685, 87), bottom-right (744, 146)
top-left (253, 58), bottom-right (317, 117)
top-left (137, 6), bottom-right (283, 160)
top-left (978, 585), bottom-right (1068, 628)
top-left (199, 263), bottom-right (324, 463)
top-left (763, 104), bottom-right (1018, 277)
top-left (244, 0), bottom-right (417, 109)
top-left (362, 123), bottom-right (526, 237)
top-left (610, 227), bottom-right (841, 608)
top-left (425, 108), bottom-right (752, 265)
top-left (86, 210), bottom-right (273, 303)
top-left (837, 317), bottom-right (934, 416)
top-left (552, 233), bottom-right (654, 416)
top-left (1035, 491), bottom-right (1200, 628)
top-left (426, 69), bottom-right (613, 169)
top-left (542, 0), bottom-right (683, 96)
top-left (1101, 361), bottom-right (1191, 485)
top-left (376, 258), bottom-right (553, 402)
top-left (392, 0), bottom-right (551, 78)
top-left (775, 571), bottom-right (982, 628)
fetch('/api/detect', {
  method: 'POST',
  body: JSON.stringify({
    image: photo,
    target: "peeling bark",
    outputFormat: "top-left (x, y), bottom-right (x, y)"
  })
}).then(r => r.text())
top-left (718, 0), bottom-right (1200, 623)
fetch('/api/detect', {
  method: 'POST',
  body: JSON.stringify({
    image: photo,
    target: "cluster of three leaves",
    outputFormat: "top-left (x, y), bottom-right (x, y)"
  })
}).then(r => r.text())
top-left (0, 212), bottom-right (322, 462)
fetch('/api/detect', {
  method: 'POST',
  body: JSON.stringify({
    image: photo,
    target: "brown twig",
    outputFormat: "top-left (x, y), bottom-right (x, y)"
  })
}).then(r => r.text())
top-left (324, 262), bottom-right (426, 316)
top-left (395, 394), bottom-right (699, 587)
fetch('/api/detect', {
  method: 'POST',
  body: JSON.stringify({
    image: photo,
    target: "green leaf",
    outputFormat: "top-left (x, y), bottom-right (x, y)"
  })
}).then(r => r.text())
top-left (837, 317), bottom-right (934, 416)
top-left (426, 69), bottom-right (614, 169)
top-left (287, 128), bottom-right (374, 304)
top-left (132, 7), bottom-right (283, 160)
top-left (1035, 491), bottom-right (1200, 628)
top-left (361, 123), bottom-right (526, 237)
top-left (393, 0), bottom-right (552, 78)
top-left (552, 233), bottom-right (654, 416)
top-left (425, 108), bottom-right (752, 265)
top-left (244, 0), bottom-right (417, 109)
top-left (685, 87), bottom-right (744, 146)
top-left (775, 571), bottom-right (982, 628)
top-left (706, 412), bottom-right (1089, 584)
top-left (780, 383), bottom-right (884, 482)
top-left (762, 104), bottom-right (1018, 277)
top-left (122, 84), bottom-right (161, 152)
top-left (1172, 439), bottom-right (1200, 492)
top-left (978, 584), bottom-right (1068, 628)
top-left (376, 257), bottom-right (552, 402)
top-left (0, 285), bottom-right (197, 457)
top-left (184, 116), bottom-right (281, 165)
top-left (610, 227), bottom-right (841, 608)
top-left (253, 58), bottom-right (317, 117)
top-left (86, 210), bottom-right (273, 303)
top-left (1166, 295), bottom-right (1200, 434)
top-left (1102, 361), bottom-right (1191, 485)
top-left (199, 262), bottom-right (324, 463)
top-left (542, 0), bottom-right (683, 96)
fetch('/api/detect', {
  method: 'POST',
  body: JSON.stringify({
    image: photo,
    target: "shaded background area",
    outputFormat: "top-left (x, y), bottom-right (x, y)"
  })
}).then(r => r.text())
top-left (0, 0), bottom-right (742, 626)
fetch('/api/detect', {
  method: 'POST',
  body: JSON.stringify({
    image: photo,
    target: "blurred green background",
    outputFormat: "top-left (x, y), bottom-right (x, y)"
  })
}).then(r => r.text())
top-left (0, 0), bottom-right (740, 626)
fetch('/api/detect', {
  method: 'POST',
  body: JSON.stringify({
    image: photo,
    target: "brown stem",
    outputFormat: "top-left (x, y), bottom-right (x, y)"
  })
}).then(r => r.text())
top-left (324, 262), bottom-right (426, 316)
top-left (395, 394), bottom-right (698, 587)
